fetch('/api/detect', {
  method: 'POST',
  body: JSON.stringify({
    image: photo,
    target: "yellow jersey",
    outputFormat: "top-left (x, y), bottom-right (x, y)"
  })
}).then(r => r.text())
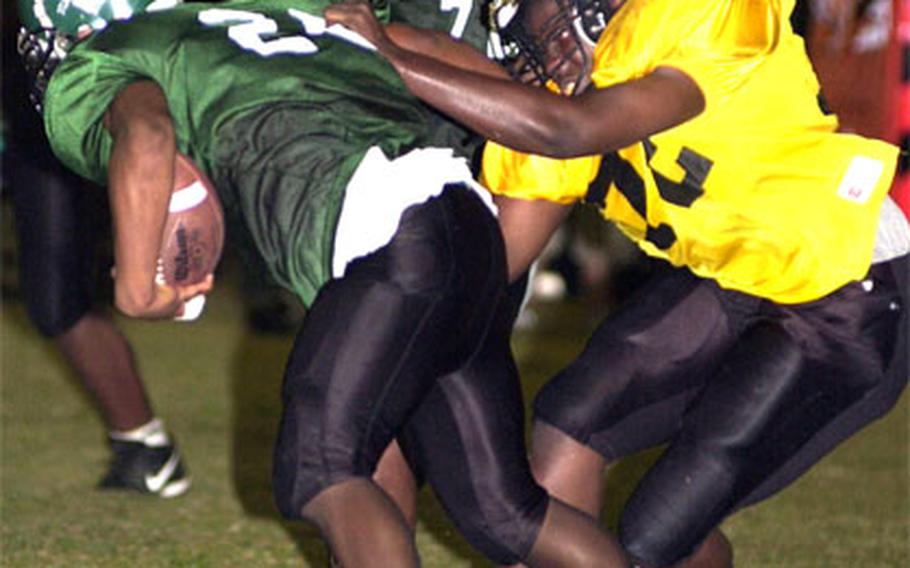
top-left (481, 0), bottom-right (898, 303)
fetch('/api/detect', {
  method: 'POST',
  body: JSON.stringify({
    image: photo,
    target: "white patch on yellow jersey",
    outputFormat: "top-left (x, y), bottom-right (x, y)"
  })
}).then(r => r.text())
top-left (836, 156), bottom-right (884, 205)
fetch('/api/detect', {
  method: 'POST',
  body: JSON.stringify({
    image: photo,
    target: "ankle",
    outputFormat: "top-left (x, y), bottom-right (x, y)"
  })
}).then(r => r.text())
top-left (109, 417), bottom-right (170, 446)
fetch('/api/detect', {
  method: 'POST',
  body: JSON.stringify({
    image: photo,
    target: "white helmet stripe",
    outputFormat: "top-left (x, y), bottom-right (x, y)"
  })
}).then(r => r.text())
top-left (33, 0), bottom-right (55, 28)
top-left (71, 0), bottom-right (105, 16)
top-left (110, 0), bottom-right (134, 19)
top-left (147, 0), bottom-right (180, 12)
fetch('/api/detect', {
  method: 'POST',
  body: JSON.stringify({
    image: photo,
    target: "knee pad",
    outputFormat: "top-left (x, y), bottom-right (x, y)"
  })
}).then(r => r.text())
top-left (22, 277), bottom-right (90, 338)
top-left (18, 236), bottom-right (93, 338)
top-left (533, 339), bottom-right (636, 436)
top-left (272, 465), bottom-right (362, 522)
top-left (271, 396), bottom-right (317, 520)
top-left (619, 443), bottom-right (733, 567)
top-left (271, 393), bottom-right (369, 520)
top-left (10, 162), bottom-right (96, 338)
top-left (428, 405), bottom-right (548, 562)
top-left (443, 484), bottom-right (549, 565)
top-left (407, 356), bottom-right (549, 565)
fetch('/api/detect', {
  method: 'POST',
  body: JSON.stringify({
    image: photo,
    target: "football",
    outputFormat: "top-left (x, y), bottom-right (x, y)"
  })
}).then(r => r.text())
top-left (158, 152), bottom-right (225, 286)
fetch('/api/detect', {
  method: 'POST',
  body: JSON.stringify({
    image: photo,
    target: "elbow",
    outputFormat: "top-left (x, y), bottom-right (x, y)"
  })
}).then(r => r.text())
top-left (526, 129), bottom-right (571, 158)
top-left (108, 108), bottom-right (175, 156)
top-left (106, 81), bottom-right (175, 147)
top-left (517, 110), bottom-right (597, 159)
top-left (537, 132), bottom-right (591, 159)
top-left (115, 294), bottom-right (147, 319)
top-left (121, 116), bottom-right (174, 154)
top-left (527, 131), bottom-right (592, 159)
top-left (114, 283), bottom-right (155, 319)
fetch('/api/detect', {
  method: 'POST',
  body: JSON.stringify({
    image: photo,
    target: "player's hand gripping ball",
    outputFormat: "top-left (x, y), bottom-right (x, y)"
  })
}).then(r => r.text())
top-left (158, 153), bottom-right (225, 286)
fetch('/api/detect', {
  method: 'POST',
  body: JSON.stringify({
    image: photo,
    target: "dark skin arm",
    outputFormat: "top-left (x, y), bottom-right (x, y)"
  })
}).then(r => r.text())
top-left (385, 22), bottom-right (572, 279)
top-left (495, 196), bottom-right (572, 281)
top-left (384, 16), bottom-right (574, 279)
top-left (326, 2), bottom-right (705, 158)
top-left (104, 80), bottom-right (212, 319)
top-left (385, 23), bottom-right (508, 79)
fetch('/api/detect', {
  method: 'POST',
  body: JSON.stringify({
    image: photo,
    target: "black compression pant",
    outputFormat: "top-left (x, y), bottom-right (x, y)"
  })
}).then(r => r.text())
top-left (397, 274), bottom-right (548, 563)
top-left (535, 257), bottom-right (908, 566)
top-left (272, 186), bottom-right (547, 564)
top-left (7, 158), bottom-right (103, 338)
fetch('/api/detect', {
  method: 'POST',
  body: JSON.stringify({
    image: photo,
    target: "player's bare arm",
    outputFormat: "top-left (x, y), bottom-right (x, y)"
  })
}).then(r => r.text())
top-left (328, 5), bottom-right (574, 281)
top-left (384, 24), bottom-right (506, 79)
top-left (325, 1), bottom-right (704, 158)
top-left (495, 197), bottom-right (571, 281)
top-left (105, 80), bottom-right (212, 319)
top-left (333, 10), bottom-right (571, 280)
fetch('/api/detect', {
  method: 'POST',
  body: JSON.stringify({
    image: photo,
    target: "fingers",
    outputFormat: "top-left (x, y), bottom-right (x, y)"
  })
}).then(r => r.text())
top-left (324, 0), bottom-right (373, 25)
top-left (112, 273), bottom-right (213, 320)
top-left (172, 274), bottom-right (214, 323)
top-left (175, 274), bottom-right (214, 302)
top-left (324, 1), bottom-right (381, 42)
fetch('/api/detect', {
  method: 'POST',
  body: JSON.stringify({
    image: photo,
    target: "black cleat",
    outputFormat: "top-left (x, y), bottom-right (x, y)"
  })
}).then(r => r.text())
top-left (99, 436), bottom-right (191, 498)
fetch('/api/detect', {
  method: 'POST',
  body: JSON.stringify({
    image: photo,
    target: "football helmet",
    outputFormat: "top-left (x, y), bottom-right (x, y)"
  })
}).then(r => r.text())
top-left (17, 0), bottom-right (179, 111)
top-left (488, 0), bottom-right (621, 94)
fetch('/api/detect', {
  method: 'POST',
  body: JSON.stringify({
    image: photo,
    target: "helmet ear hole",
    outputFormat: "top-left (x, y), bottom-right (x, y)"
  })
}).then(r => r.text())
top-left (575, 0), bottom-right (618, 44)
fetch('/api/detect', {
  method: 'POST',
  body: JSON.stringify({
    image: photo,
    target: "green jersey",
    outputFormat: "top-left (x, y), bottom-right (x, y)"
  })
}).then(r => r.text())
top-left (43, 0), bottom-right (490, 305)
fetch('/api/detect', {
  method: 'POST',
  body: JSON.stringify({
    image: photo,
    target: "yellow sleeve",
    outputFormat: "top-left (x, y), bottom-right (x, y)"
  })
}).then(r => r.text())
top-left (479, 141), bottom-right (600, 204)
top-left (662, 0), bottom-right (788, 108)
top-left (591, 0), bottom-right (792, 109)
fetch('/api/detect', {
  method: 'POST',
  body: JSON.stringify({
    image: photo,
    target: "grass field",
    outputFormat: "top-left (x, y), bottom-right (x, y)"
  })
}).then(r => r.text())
top-left (1, 271), bottom-right (907, 567)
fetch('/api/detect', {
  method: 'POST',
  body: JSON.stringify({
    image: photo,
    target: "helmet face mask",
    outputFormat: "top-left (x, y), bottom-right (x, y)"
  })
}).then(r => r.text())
top-left (17, 27), bottom-right (72, 113)
top-left (489, 0), bottom-right (620, 95)
top-left (16, 0), bottom-right (177, 112)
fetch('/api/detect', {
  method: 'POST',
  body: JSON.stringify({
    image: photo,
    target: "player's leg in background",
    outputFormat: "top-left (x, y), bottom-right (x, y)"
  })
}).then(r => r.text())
top-left (5, 152), bottom-right (190, 497)
top-left (2, 16), bottom-right (189, 497)
top-left (528, 268), bottom-right (739, 568)
top-left (9, 159), bottom-right (150, 430)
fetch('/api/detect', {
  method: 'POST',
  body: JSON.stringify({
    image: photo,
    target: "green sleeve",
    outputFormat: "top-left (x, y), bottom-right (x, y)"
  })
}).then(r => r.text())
top-left (44, 47), bottom-right (147, 184)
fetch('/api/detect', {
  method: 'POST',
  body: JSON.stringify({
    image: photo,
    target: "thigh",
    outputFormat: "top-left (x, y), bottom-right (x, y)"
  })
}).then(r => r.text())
top-left (534, 267), bottom-right (737, 460)
top-left (619, 320), bottom-right (807, 566)
top-left (273, 187), bottom-right (508, 509)
top-left (620, 257), bottom-right (909, 565)
top-left (8, 159), bottom-right (98, 336)
top-left (741, 254), bottom-right (909, 505)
